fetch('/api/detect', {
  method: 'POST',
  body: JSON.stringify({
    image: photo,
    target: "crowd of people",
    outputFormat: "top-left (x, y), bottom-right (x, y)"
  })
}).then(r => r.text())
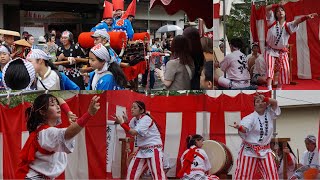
top-left (0, 0), bottom-right (216, 92)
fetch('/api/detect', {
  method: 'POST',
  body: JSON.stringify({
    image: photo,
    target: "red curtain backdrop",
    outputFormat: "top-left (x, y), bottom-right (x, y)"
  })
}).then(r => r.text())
top-left (0, 91), bottom-right (271, 178)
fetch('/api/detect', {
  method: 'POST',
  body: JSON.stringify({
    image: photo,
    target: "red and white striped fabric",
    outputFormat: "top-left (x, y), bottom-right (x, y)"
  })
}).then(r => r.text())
top-left (106, 90), bottom-right (271, 178)
top-left (0, 94), bottom-right (107, 179)
top-left (250, 0), bottom-right (320, 79)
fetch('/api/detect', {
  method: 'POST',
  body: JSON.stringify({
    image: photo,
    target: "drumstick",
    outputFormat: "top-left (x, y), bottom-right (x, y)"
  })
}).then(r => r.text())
top-left (297, 149), bottom-right (300, 164)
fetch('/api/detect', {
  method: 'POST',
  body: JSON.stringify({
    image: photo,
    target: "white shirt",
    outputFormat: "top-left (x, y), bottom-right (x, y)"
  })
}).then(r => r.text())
top-left (302, 149), bottom-right (319, 166)
top-left (129, 115), bottom-right (163, 158)
top-left (37, 67), bottom-right (61, 90)
top-left (239, 105), bottom-right (281, 158)
top-left (27, 127), bottom-right (75, 179)
top-left (220, 50), bottom-right (250, 81)
top-left (180, 146), bottom-right (211, 176)
top-left (266, 11), bottom-right (299, 57)
top-left (278, 153), bottom-right (296, 179)
top-left (253, 54), bottom-right (267, 76)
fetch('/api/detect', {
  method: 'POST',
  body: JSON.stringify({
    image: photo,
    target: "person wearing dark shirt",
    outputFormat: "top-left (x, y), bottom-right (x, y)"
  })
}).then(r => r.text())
top-left (56, 30), bottom-right (86, 89)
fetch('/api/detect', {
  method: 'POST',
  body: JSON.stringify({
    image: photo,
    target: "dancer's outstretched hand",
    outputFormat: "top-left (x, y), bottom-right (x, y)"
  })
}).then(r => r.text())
top-left (307, 13), bottom-right (318, 19)
top-left (122, 111), bottom-right (128, 123)
top-left (229, 122), bottom-right (240, 129)
top-left (113, 114), bottom-right (124, 124)
top-left (88, 96), bottom-right (100, 116)
top-left (279, 0), bottom-right (288, 6)
top-left (67, 111), bottom-right (78, 124)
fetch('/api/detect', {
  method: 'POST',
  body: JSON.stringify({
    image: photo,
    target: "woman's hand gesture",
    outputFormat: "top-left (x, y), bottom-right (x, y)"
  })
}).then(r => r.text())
top-left (88, 96), bottom-right (100, 116)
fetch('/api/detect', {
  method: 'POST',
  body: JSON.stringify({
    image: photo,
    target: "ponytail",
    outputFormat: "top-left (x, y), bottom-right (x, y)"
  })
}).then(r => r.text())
top-left (186, 134), bottom-right (203, 149)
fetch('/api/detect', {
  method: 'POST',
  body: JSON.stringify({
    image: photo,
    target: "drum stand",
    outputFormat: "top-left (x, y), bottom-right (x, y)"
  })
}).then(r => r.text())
top-left (119, 137), bottom-right (134, 179)
top-left (271, 138), bottom-right (291, 179)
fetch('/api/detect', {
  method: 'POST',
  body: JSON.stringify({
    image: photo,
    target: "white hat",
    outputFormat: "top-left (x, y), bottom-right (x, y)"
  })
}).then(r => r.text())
top-left (38, 36), bottom-right (46, 43)
top-left (91, 29), bottom-right (110, 41)
top-left (0, 45), bottom-right (10, 54)
top-left (26, 49), bottom-right (52, 61)
top-left (90, 43), bottom-right (114, 72)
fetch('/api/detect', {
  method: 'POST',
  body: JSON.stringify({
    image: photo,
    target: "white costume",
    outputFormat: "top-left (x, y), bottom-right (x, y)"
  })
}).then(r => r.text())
top-left (127, 115), bottom-right (166, 180)
top-left (26, 127), bottom-right (75, 179)
top-left (219, 50), bottom-right (250, 89)
top-left (234, 105), bottom-right (281, 179)
top-left (180, 146), bottom-right (211, 179)
top-left (302, 149), bottom-right (320, 166)
top-left (36, 67), bottom-right (61, 90)
top-left (265, 10), bottom-right (299, 84)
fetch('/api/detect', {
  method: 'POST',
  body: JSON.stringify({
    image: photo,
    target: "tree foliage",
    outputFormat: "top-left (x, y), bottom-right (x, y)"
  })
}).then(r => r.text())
top-left (225, 0), bottom-right (282, 53)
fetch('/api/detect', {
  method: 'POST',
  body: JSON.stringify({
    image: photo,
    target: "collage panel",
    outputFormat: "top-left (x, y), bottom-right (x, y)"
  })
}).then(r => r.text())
top-left (0, 0), bottom-right (213, 92)
top-left (213, 0), bottom-right (320, 90)
top-left (2, 90), bottom-right (319, 179)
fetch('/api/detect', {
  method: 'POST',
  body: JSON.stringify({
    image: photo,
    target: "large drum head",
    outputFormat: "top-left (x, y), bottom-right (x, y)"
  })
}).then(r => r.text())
top-left (202, 140), bottom-right (227, 175)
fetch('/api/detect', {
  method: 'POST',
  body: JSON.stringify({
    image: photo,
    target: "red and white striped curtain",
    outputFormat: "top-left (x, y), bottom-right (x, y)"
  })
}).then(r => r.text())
top-left (0, 94), bottom-right (107, 179)
top-left (106, 90), bottom-right (271, 178)
top-left (0, 91), bottom-right (271, 179)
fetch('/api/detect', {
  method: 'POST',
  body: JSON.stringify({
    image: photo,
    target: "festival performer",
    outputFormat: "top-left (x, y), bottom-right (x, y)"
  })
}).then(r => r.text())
top-left (26, 49), bottom-right (80, 90)
top-left (271, 142), bottom-right (297, 179)
top-left (178, 134), bottom-right (219, 180)
top-left (91, 1), bottom-right (114, 32)
top-left (56, 30), bottom-right (86, 89)
top-left (231, 93), bottom-right (281, 179)
top-left (121, 0), bottom-right (136, 23)
top-left (249, 43), bottom-right (267, 86)
top-left (301, 135), bottom-right (319, 166)
top-left (112, 0), bottom-right (134, 40)
top-left (15, 94), bottom-right (100, 179)
top-left (91, 29), bottom-right (122, 65)
top-left (114, 101), bottom-right (167, 180)
top-left (87, 43), bottom-right (127, 90)
top-left (0, 44), bottom-right (12, 90)
top-left (264, 0), bottom-right (318, 90)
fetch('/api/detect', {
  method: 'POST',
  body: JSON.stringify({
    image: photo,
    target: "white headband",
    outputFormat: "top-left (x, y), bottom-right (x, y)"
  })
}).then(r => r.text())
top-left (2, 58), bottom-right (36, 90)
top-left (0, 45), bottom-right (10, 54)
top-left (91, 43), bottom-right (114, 72)
top-left (26, 49), bottom-right (52, 60)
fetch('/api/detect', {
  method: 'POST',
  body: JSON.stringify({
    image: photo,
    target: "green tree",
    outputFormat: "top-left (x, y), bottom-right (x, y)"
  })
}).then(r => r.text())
top-left (225, 0), bottom-right (281, 54)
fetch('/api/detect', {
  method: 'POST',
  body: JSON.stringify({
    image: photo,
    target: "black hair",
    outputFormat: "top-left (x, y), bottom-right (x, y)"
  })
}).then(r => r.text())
top-left (108, 62), bottom-right (127, 88)
top-left (134, 101), bottom-right (146, 114)
top-left (186, 134), bottom-right (204, 148)
top-left (92, 53), bottom-right (127, 88)
top-left (1, 44), bottom-right (12, 54)
top-left (170, 35), bottom-right (193, 66)
top-left (271, 142), bottom-right (296, 159)
top-left (203, 61), bottom-right (213, 82)
top-left (230, 38), bottom-right (244, 49)
top-left (36, 59), bottom-right (58, 71)
top-left (183, 27), bottom-right (205, 69)
top-left (133, 101), bottom-right (163, 136)
top-left (26, 94), bottom-right (58, 133)
top-left (274, 6), bottom-right (286, 21)
top-left (25, 34), bottom-right (33, 41)
top-left (4, 59), bottom-right (31, 90)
